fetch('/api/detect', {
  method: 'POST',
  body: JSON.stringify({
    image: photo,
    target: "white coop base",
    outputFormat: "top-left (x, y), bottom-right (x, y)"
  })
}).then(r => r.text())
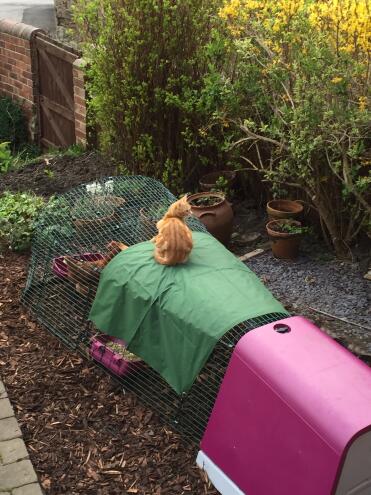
top-left (196, 451), bottom-right (244, 495)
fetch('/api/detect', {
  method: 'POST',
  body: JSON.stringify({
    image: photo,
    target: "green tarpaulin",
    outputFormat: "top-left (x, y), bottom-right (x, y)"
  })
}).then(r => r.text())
top-left (89, 232), bottom-right (287, 394)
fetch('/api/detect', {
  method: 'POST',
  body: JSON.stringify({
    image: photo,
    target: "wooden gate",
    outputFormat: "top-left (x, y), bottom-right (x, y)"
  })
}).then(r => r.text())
top-left (35, 34), bottom-right (80, 149)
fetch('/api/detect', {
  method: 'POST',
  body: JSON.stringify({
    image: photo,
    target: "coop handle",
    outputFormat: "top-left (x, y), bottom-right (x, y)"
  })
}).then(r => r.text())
top-left (199, 211), bottom-right (216, 218)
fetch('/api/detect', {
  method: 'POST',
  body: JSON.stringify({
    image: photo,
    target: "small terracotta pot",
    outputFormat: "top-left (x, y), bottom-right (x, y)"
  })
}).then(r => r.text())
top-left (95, 195), bottom-right (126, 219)
top-left (266, 199), bottom-right (303, 220)
top-left (189, 192), bottom-right (234, 245)
top-left (73, 195), bottom-right (119, 232)
top-left (199, 170), bottom-right (236, 192)
top-left (73, 212), bottom-right (115, 232)
top-left (266, 219), bottom-right (302, 260)
top-left (105, 196), bottom-right (125, 209)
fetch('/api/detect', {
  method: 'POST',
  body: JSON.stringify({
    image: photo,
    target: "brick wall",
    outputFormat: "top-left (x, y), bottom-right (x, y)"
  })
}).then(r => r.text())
top-left (0, 20), bottom-right (41, 140)
top-left (0, 19), bottom-right (87, 147)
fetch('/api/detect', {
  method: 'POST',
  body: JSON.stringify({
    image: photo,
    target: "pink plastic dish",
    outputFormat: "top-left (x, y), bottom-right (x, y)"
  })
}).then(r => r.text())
top-left (52, 253), bottom-right (104, 278)
top-left (90, 335), bottom-right (142, 377)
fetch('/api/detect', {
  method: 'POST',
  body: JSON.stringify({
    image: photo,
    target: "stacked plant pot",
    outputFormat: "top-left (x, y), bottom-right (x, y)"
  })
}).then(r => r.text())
top-left (266, 200), bottom-right (305, 260)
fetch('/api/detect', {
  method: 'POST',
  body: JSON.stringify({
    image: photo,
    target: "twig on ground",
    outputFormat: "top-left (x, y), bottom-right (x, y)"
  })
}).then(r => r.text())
top-left (238, 248), bottom-right (266, 262)
top-left (307, 306), bottom-right (371, 332)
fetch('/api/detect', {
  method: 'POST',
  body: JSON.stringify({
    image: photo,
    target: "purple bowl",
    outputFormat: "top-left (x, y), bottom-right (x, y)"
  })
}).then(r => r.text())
top-left (52, 252), bottom-right (104, 278)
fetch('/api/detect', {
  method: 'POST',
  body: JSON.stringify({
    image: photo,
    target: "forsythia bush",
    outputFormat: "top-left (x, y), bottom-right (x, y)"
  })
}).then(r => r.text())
top-left (73, 0), bottom-right (239, 192)
top-left (220, 0), bottom-right (371, 256)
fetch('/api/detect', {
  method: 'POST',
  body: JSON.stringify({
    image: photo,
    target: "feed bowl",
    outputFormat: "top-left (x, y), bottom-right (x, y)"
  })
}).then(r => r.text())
top-left (52, 252), bottom-right (104, 278)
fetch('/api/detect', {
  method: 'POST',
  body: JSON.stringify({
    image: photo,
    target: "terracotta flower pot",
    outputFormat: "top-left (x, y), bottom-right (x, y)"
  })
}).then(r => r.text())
top-left (266, 219), bottom-right (303, 260)
top-left (189, 192), bottom-right (234, 246)
top-left (100, 195), bottom-right (125, 209)
top-left (73, 196), bottom-right (117, 233)
top-left (199, 170), bottom-right (236, 192)
top-left (266, 199), bottom-right (303, 220)
top-left (73, 213), bottom-right (115, 232)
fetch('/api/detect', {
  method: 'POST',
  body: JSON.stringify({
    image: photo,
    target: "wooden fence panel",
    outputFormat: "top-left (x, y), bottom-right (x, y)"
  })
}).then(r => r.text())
top-left (35, 35), bottom-right (79, 148)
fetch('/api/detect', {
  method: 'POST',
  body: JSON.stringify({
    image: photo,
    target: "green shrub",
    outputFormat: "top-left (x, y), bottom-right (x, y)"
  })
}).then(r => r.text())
top-left (0, 192), bottom-right (45, 252)
top-left (0, 142), bottom-right (40, 173)
top-left (0, 97), bottom-right (28, 151)
top-left (0, 142), bottom-right (13, 173)
top-left (220, 0), bottom-right (371, 257)
top-left (73, 0), bottom-right (240, 192)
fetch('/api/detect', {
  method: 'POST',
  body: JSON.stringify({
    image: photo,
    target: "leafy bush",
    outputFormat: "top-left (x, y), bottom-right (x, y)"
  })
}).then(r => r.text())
top-left (0, 97), bottom-right (28, 151)
top-left (0, 142), bottom-right (40, 173)
top-left (0, 192), bottom-right (45, 251)
top-left (0, 142), bottom-right (13, 173)
top-left (273, 223), bottom-right (310, 236)
top-left (219, 0), bottom-right (371, 257)
top-left (73, 0), bottom-right (240, 192)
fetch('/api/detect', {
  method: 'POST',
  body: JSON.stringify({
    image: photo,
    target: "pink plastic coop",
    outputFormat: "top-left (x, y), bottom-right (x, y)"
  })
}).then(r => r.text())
top-left (197, 316), bottom-right (371, 495)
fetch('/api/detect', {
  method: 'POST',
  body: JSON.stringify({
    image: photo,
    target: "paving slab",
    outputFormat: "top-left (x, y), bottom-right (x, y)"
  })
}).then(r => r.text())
top-left (13, 483), bottom-right (44, 495)
top-left (0, 381), bottom-right (42, 494)
top-left (0, 460), bottom-right (37, 491)
top-left (0, 438), bottom-right (29, 465)
top-left (0, 419), bottom-right (21, 443)
top-left (0, 383), bottom-right (7, 400)
top-left (0, 401), bottom-right (13, 421)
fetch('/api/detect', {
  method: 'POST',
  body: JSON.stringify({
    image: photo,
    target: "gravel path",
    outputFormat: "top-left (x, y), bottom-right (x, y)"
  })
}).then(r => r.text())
top-left (244, 251), bottom-right (371, 357)
top-left (246, 252), bottom-right (370, 327)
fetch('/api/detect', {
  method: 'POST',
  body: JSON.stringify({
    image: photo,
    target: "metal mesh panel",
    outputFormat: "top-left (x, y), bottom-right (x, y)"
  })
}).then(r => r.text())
top-left (22, 176), bottom-right (287, 443)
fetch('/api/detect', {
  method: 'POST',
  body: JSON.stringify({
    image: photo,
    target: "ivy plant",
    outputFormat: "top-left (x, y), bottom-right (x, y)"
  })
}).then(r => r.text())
top-left (0, 192), bottom-right (45, 251)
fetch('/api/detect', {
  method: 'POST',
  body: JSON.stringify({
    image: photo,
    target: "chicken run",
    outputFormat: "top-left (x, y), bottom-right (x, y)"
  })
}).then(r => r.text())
top-left (22, 176), bottom-right (371, 495)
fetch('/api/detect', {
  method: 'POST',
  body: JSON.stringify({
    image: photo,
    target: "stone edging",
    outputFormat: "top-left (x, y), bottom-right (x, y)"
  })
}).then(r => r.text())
top-left (0, 380), bottom-right (43, 495)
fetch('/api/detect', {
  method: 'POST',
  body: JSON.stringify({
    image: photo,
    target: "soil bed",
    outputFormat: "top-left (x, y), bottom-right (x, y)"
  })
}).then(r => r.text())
top-left (0, 252), bottom-right (216, 495)
top-left (0, 152), bottom-right (118, 198)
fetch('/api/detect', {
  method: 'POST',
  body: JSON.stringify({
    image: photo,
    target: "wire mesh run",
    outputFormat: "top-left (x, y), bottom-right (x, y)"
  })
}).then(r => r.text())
top-left (22, 176), bottom-right (287, 443)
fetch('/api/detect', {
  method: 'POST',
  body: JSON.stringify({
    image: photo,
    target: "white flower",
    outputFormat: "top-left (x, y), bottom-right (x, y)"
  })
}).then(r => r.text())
top-left (104, 180), bottom-right (114, 193)
top-left (86, 182), bottom-right (103, 195)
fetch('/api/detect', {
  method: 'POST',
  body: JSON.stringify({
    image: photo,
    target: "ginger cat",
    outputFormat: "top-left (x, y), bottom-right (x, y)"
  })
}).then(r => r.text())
top-left (153, 196), bottom-right (193, 266)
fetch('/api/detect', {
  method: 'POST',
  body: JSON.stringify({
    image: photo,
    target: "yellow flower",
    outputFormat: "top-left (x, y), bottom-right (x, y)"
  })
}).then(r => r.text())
top-left (331, 76), bottom-right (343, 84)
top-left (219, 0), bottom-right (241, 20)
top-left (359, 96), bottom-right (368, 112)
top-left (220, 0), bottom-right (370, 56)
top-left (308, 0), bottom-right (370, 54)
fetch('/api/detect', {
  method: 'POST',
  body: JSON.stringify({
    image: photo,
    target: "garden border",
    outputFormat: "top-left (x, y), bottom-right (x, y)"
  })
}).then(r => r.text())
top-left (0, 379), bottom-right (43, 495)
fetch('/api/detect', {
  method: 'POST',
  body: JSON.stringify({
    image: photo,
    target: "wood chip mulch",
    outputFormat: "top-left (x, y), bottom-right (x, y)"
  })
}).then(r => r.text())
top-left (0, 252), bottom-right (217, 495)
